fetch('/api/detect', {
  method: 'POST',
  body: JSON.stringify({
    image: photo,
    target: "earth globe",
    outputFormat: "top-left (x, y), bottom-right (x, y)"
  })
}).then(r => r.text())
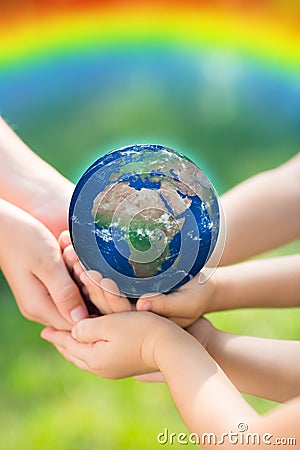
top-left (69, 144), bottom-right (223, 301)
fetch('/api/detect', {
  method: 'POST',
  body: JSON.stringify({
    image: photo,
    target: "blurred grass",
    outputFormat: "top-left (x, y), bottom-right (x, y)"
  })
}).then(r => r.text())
top-left (1, 46), bottom-right (300, 449)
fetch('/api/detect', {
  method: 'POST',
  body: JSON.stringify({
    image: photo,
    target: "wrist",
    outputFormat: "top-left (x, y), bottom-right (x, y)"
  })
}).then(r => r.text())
top-left (186, 317), bottom-right (217, 349)
top-left (22, 174), bottom-right (74, 237)
top-left (152, 319), bottom-right (195, 373)
top-left (23, 170), bottom-right (73, 212)
top-left (205, 268), bottom-right (230, 313)
top-left (0, 119), bottom-right (74, 233)
top-left (141, 314), bottom-right (180, 371)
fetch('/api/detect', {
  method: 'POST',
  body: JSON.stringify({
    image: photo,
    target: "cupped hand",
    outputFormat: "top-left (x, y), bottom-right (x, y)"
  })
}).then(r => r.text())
top-left (0, 200), bottom-right (88, 329)
top-left (41, 311), bottom-right (175, 379)
top-left (135, 275), bottom-right (216, 328)
top-left (59, 230), bottom-right (216, 327)
top-left (59, 230), bottom-right (134, 315)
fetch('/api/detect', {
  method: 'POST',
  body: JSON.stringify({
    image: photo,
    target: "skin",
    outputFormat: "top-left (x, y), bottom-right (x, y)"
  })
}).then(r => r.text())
top-left (0, 117), bottom-right (74, 238)
top-left (187, 318), bottom-right (300, 403)
top-left (41, 287), bottom-right (300, 450)
top-left (0, 199), bottom-right (89, 329)
top-left (60, 153), bottom-right (300, 325)
top-left (0, 117), bottom-right (88, 326)
top-left (219, 152), bottom-right (300, 265)
top-left (20, 148), bottom-right (298, 447)
top-left (60, 231), bottom-right (300, 325)
top-left (2, 117), bottom-right (299, 446)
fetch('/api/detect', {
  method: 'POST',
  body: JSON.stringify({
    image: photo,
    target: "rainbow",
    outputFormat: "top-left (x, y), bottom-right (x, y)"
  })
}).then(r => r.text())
top-left (0, 0), bottom-right (299, 164)
top-left (1, 1), bottom-right (300, 73)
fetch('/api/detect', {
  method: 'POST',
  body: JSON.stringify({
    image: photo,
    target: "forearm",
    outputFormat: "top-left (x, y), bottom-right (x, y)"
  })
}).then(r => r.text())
top-left (0, 117), bottom-right (73, 210)
top-left (189, 322), bottom-right (300, 402)
top-left (220, 154), bottom-right (300, 265)
top-left (207, 255), bottom-right (300, 312)
top-left (0, 117), bottom-right (74, 235)
top-left (154, 327), bottom-right (258, 437)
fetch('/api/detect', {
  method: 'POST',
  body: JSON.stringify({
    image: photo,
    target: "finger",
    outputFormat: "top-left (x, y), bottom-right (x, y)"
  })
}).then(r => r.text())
top-left (13, 272), bottom-right (72, 330)
top-left (63, 245), bottom-right (79, 273)
top-left (53, 344), bottom-right (90, 371)
top-left (136, 288), bottom-right (199, 319)
top-left (63, 253), bottom-right (84, 292)
top-left (36, 257), bottom-right (89, 324)
top-left (133, 372), bottom-right (165, 383)
top-left (41, 327), bottom-right (94, 363)
top-left (81, 270), bottom-right (103, 287)
top-left (80, 271), bottom-right (113, 315)
top-left (58, 230), bottom-right (72, 250)
top-left (136, 293), bottom-right (167, 313)
top-left (72, 316), bottom-right (110, 343)
top-left (73, 261), bottom-right (85, 285)
top-left (101, 278), bottom-right (133, 313)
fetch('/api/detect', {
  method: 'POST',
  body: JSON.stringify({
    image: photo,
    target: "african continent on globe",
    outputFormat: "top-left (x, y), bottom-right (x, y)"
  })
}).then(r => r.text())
top-left (69, 144), bottom-right (220, 298)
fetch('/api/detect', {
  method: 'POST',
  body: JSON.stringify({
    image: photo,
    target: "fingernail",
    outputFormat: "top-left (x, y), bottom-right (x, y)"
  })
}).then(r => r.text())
top-left (70, 305), bottom-right (87, 323)
top-left (71, 326), bottom-right (77, 340)
top-left (139, 301), bottom-right (152, 311)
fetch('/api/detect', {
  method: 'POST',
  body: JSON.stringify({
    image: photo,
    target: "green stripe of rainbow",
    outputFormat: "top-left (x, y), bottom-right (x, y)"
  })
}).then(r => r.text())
top-left (1, 6), bottom-right (300, 73)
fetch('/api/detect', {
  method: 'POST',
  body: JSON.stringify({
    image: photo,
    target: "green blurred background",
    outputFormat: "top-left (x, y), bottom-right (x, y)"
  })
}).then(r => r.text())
top-left (1, 1), bottom-right (300, 449)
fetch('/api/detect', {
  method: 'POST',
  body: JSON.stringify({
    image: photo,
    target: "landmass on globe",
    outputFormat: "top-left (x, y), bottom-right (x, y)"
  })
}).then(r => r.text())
top-left (91, 177), bottom-right (194, 278)
top-left (69, 144), bottom-right (220, 297)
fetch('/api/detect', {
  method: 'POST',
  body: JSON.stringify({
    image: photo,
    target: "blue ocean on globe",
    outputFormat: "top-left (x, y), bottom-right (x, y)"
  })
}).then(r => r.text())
top-left (69, 144), bottom-right (220, 299)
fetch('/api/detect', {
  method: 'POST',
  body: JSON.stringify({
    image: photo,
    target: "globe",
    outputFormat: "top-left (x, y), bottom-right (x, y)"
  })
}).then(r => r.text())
top-left (69, 144), bottom-right (220, 299)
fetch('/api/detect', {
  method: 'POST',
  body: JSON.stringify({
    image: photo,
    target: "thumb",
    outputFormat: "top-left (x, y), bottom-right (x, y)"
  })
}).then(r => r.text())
top-left (136, 290), bottom-right (198, 319)
top-left (136, 293), bottom-right (174, 317)
top-left (36, 256), bottom-right (88, 325)
top-left (58, 230), bottom-right (72, 251)
top-left (72, 316), bottom-right (105, 343)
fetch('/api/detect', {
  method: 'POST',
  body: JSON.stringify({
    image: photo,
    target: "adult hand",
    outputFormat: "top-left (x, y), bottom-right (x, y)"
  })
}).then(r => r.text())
top-left (0, 200), bottom-right (88, 329)
top-left (59, 230), bottom-right (134, 315)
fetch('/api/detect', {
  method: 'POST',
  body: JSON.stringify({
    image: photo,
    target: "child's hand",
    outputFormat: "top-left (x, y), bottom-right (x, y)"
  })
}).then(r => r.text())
top-left (59, 231), bottom-right (134, 314)
top-left (41, 311), bottom-right (176, 379)
top-left (59, 230), bottom-right (216, 325)
top-left (0, 200), bottom-right (88, 330)
top-left (135, 276), bottom-right (216, 328)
